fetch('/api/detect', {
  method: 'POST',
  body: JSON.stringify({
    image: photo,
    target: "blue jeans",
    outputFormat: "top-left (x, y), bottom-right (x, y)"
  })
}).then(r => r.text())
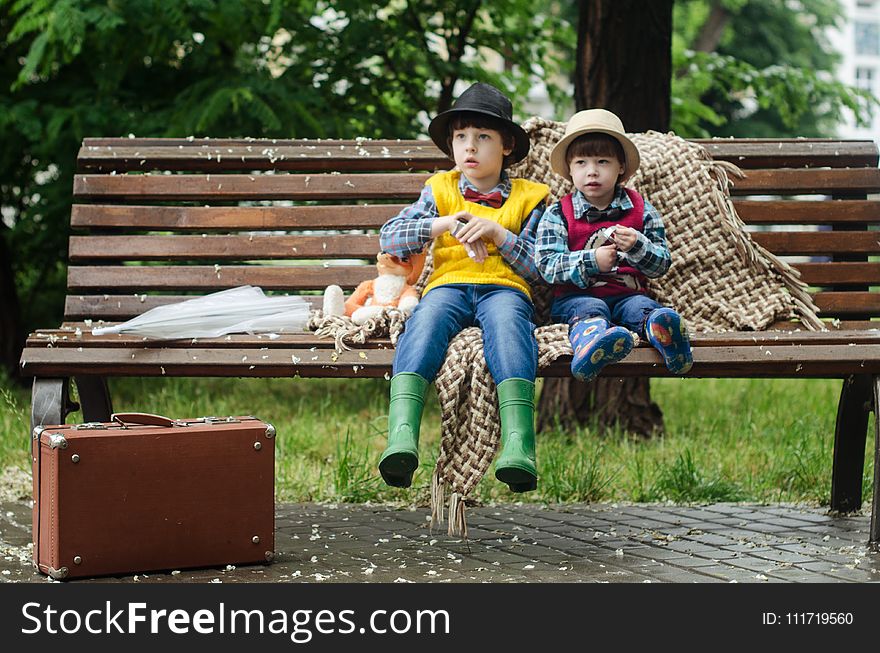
top-left (394, 284), bottom-right (538, 383)
top-left (551, 292), bottom-right (662, 337)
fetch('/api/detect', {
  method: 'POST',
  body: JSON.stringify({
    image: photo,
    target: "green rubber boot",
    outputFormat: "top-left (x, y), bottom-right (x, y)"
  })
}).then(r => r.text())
top-left (378, 372), bottom-right (429, 488)
top-left (494, 378), bottom-right (538, 493)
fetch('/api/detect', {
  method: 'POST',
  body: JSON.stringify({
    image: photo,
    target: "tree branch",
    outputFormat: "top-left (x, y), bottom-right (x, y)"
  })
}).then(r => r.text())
top-left (693, 0), bottom-right (729, 52)
top-left (449, 0), bottom-right (481, 64)
top-left (403, 1), bottom-right (445, 81)
top-left (435, 1), bottom-right (481, 113)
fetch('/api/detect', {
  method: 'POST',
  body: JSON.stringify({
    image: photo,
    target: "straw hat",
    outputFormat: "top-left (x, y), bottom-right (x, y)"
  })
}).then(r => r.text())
top-left (549, 109), bottom-right (640, 182)
top-left (428, 82), bottom-right (531, 164)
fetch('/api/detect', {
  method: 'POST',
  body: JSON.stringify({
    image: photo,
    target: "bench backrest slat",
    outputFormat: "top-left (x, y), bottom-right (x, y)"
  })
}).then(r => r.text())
top-left (749, 231), bottom-right (880, 255)
top-left (694, 138), bottom-right (879, 168)
top-left (66, 137), bottom-right (880, 326)
top-left (69, 234), bottom-right (382, 261)
top-left (72, 169), bottom-right (880, 199)
top-left (728, 168), bottom-right (880, 195)
top-left (70, 204), bottom-right (404, 230)
top-left (73, 173), bottom-right (430, 201)
top-left (733, 200), bottom-right (880, 224)
top-left (64, 295), bottom-right (323, 321)
top-left (77, 139), bottom-right (449, 173)
top-left (793, 262), bottom-right (880, 286)
top-left (67, 265), bottom-right (375, 293)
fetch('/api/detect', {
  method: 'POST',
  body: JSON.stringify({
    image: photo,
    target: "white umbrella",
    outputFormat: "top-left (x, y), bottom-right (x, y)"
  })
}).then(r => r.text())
top-left (91, 286), bottom-right (311, 339)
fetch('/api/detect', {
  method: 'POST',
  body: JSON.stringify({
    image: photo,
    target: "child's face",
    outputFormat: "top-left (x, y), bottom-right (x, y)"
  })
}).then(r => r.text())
top-left (450, 126), bottom-right (512, 190)
top-left (568, 153), bottom-right (624, 208)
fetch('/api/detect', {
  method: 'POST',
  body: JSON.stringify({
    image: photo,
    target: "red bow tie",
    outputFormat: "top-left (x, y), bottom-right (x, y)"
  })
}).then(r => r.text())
top-left (463, 188), bottom-right (504, 208)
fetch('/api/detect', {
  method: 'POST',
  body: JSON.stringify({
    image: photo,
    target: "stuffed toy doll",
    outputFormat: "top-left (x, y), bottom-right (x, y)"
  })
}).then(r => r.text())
top-left (323, 251), bottom-right (425, 324)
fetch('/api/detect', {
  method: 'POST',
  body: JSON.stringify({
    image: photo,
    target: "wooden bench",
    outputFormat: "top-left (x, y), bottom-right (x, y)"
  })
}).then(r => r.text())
top-left (18, 136), bottom-right (880, 541)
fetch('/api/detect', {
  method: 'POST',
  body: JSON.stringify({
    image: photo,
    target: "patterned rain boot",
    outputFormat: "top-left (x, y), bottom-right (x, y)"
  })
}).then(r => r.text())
top-left (494, 378), bottom-right (538, 493)
top-left (645, 308), bottom-right (693, 375)
top-left (378, 372), bottom-right (429, 488)
top-left (569, 317), bottom-right (634, 383)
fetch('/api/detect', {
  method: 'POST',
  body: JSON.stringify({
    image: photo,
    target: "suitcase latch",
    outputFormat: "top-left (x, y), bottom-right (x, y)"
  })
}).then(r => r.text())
top-left (74, 422), bottom-right (107, 430)
top-left (196, 416), bottom-right (241, 424)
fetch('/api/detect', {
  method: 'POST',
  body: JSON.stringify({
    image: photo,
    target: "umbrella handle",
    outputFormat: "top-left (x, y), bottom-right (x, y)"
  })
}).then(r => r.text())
top-left (111, 412), bottom-right (176, 428)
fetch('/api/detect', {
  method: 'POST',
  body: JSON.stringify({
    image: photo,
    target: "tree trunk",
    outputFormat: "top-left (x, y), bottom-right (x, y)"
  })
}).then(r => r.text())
top-left (692, 1), bottom-right (730, 53)
top-left (537, 377), bottom-right (664, 438)
top-left (540, 0), bottom-right (673, 438)
top-left (574, 0), bottom-right (673, 131)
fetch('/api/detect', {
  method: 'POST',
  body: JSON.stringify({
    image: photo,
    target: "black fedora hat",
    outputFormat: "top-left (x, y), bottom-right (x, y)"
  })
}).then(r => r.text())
top-left (428, 82), bottom-right (530, 164)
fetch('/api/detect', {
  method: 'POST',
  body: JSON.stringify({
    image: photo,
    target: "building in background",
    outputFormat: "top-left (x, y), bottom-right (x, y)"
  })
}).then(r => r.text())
top-left (828, 0), bottom-right (880, 142)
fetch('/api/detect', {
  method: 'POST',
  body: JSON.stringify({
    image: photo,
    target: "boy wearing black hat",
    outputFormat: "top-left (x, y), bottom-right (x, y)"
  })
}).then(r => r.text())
top-left (536, 109), bottom-right (693, 383)
top-left (378, 82), bottom-right (549, 493)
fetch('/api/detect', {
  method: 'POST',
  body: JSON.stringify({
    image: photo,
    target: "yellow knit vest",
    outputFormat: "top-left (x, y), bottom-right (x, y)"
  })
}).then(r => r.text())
top-left (423, 170), bottom-right (549, 299)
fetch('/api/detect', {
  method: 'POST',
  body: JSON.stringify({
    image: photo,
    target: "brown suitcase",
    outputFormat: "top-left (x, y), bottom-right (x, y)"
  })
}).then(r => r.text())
top-left (32, 412), bottom-right (275, 580)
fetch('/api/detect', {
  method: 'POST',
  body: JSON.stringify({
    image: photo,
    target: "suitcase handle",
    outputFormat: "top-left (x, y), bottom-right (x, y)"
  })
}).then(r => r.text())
top-left (111, 412), bottom-right (176, 428)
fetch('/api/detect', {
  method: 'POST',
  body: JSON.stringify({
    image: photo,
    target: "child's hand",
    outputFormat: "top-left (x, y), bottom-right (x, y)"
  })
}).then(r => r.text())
top-left (595, 245), bottom-right (618, 273)
top-left (465, 239), bottom-right (489, 263)
top-left (611, 225), bottom-right (638, 252)
top-left (432, 214), bottom-right (469, 239)
top-left (452, 212), bottom-right (505, 247)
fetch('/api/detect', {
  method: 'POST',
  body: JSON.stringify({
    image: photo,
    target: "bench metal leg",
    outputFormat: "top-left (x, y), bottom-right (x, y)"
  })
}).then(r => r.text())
top-left (74, 376), bottom-right (113, 422)
top-left (830, 374), bottom-right (871, 513)
top-left (30, 378), bottom-right (79, 432)
top-left (871, 377), bottom-right (880, 544)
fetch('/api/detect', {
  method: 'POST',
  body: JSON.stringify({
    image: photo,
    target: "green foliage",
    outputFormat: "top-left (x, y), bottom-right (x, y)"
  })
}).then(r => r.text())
top-left (671, 0), bottom-right (877, 137)
top-left (647, 448), bottom-right (745, 502)
top-left (0, 0), bottom-right (572, 359)
top-left (333, 429), bottom-right (381, 503)
top-left (538, 438), bottom-right (616, 503)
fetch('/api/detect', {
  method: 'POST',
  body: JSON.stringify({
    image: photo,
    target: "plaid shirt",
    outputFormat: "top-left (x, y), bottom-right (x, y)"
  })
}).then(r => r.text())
top-left (536, 186), bottom-right (671, 288)
top-left (379, 171), bottom-right (544, 283)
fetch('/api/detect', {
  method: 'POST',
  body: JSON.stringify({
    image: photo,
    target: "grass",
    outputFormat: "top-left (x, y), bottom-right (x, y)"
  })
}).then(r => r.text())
top-left (0, 374), bottom-right (874, 507)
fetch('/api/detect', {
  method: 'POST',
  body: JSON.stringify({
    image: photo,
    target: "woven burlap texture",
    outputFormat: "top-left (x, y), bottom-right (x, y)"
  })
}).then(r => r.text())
top-left (309, 119), bottom-right (822, 537)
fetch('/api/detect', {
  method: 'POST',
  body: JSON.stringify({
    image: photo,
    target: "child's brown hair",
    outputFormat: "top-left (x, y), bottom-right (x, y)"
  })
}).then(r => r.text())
top-left (565, 133), bottom-right (626, 170)
top-left (447, 112), bottom-right (518, 169)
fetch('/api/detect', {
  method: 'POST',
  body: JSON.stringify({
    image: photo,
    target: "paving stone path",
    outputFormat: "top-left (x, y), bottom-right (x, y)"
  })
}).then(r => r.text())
top-left (2, 500), bottom-right (878, 583)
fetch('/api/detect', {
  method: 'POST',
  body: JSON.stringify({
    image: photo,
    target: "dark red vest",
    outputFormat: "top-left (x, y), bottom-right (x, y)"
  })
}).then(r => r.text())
top-left (554, 187), bottom-right (648, 298)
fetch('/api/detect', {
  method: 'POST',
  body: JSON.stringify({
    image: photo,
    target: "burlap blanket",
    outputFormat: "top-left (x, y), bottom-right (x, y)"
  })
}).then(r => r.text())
top-left (309, 120), bottom-right (822, 537)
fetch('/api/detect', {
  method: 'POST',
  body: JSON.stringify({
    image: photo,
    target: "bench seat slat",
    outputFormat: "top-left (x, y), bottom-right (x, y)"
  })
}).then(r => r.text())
top-left (71, 204), bottom-right (406, 231)
top-left (28, 328), bottom-right (880, 349)
top-left (29, 331), bottom-right (386, 349)
top-left (19, 344), bottom-right (880, 378)
top-left (67, 265), bottom-right (376, 292)
top-left (69, 234), bottom-right (382, 262)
